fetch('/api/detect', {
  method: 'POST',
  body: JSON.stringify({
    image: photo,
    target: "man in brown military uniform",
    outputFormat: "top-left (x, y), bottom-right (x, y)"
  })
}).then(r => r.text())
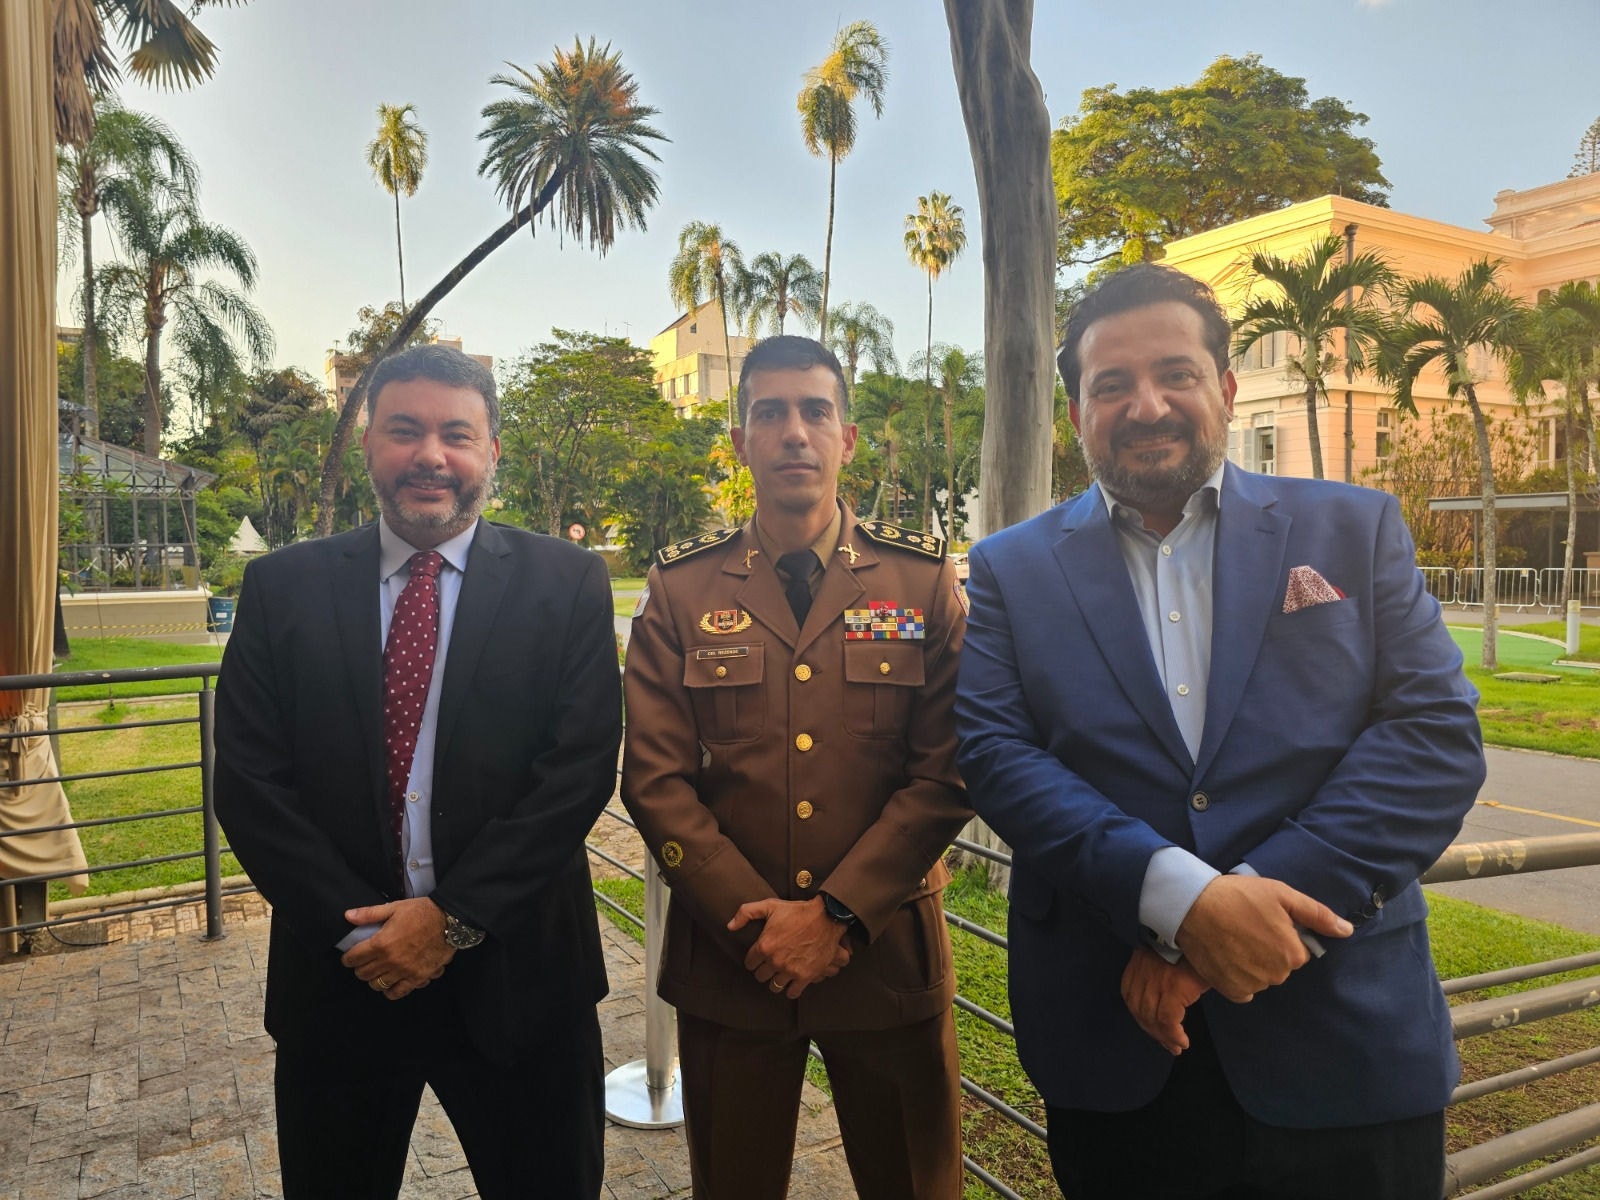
top-left (622, 335), bottom-right (971, 1199)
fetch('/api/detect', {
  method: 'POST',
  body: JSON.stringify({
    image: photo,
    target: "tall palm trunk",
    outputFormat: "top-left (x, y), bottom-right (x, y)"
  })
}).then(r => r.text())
top-left (1302, 376), bottom-right (1324, 479)
top-left (141, 316), bottom-right (163, 457)
top-left (717, 276), bottom-right (735, 429)
top-left (393, 190), bottom-right (407, 310)
top-left (921, 273), bottom-right (934, 530)
top-left (314, 170), bottom-right (566, 536)
top-left (819, 153), bottom-right (837, 341)
top-left (78, 203), bottom-right (99, 437)
top-left (1563, 408), bottom-right (1578, 605)
top-left (944, 390), bottom-right (955, 542)
top-left (1466, 387), bottom-right (1498, 670)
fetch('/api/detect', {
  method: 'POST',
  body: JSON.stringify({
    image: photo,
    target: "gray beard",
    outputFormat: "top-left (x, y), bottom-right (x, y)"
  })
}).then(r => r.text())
top-left (373, 472), bottom-right (492, 543)
top-left (1084, 431), bottom-right (1226, 514)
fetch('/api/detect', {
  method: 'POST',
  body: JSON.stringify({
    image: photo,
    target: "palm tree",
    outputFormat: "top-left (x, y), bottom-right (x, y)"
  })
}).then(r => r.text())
top-left (97, 171), bottom-right (274, 456)
top-left (313, 38), bottom-right (665, 535)
top-left (904, 191), bottom-right (967, 525)
top-left (1383, 259), bottom-right (1529, 670)
top-left (736, 251), bottom-right (821, 337)
top-left (57, 94), bottom-right (196, 437)
top-left (668, 222), bottom-right (744, 428)
top-left (366, 103), bottom-right (428, 310)
top-left (827, 300), bottom-right (897, 401)
top-left (1511, 282), bottom-right (1600, 606)
top-left (1233, 234), bottom-right (1395, 480)
top-left (913, 343), bottom-right (983, 539)
top-left (53, 0), bottom-right (248, 147)
top-left (798, 20), bottom-right (889, 340)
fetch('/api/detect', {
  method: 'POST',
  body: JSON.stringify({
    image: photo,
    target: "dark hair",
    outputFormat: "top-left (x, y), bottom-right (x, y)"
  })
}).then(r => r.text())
top-left (367, 343), bottom-right (500, 437)
top-left (1056, 264), bottom-right (1233, 404)
top-left (736, 335), bottom-right (850, 425)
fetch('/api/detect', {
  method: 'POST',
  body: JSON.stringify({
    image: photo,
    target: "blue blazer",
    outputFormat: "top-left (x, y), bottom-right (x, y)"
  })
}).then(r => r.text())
top-left (955, 465), bottom-right (1484, 1127)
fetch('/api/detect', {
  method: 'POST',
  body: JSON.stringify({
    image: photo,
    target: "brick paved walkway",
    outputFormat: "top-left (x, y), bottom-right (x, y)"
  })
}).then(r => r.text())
top-left (1, 896), bottom-right (855, 1198)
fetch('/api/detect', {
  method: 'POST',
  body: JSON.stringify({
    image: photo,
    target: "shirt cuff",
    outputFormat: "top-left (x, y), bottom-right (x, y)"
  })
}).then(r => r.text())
top-left (336, 923), bottom-right (381, 952)
top-left (1232, 861), bottom-right (1326, 958)
top-left (1139, 847), bottom-right (1219, 963)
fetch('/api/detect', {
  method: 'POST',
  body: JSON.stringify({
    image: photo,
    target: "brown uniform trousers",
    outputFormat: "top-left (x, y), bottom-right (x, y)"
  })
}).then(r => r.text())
top-left (622, 510), bottom-right (971, 1199)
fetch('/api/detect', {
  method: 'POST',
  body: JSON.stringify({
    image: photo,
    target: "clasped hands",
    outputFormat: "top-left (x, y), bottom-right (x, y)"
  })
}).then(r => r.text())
top-left (340, 897), bottom-right (457, 1002)
top-left (729, 897), bottom-right (853, 999)
top-left (1122, 875), bottom-right (1354, 1056)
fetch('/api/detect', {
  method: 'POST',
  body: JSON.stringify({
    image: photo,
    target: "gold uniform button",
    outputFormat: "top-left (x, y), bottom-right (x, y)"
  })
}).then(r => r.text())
top-left (794, 664), bottom-right (812, 682)
top-left (714, 665), bottom-right (728, 678)
top-left (796, 870), bottom-right (814, 889)
top-left (795, 733), bottom-right (814, 752)
top-left (796, 801), bottom-right (814, 819)
top-left (878, 661), bottom-right (891, 676)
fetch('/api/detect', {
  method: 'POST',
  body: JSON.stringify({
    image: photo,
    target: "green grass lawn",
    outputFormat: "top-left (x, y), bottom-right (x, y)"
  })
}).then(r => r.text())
top-left (1504, 620), bottom-right (1600, 663)
top-left (53, 698), bottom-right (240, 899)
top-left (611, 576), bottom-right (646, 618)
top-left (595, 870), bottom-right (1600, 1198)
top-left (53, 637), bottom-right (221, 702)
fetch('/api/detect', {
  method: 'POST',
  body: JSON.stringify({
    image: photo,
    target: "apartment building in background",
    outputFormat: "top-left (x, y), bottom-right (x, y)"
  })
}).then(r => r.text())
top-left (323, 335), bottom-right (494, 426)
top-left (649, 299), bottom-right (752, 417)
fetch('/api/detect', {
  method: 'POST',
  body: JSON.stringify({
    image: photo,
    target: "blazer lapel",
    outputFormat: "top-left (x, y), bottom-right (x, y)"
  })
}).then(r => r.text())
top-left (332, 526), bottom-right (385, 809)
top-left (729, 523), bottom-right (799, 650)
top-left (796, 511), bottom-right (871, 657)
top-left (1053, 488), bottom-right (1192, 774)
top-left (1193, 467), bottom-right (1290, 781)
top-left (434, 520), bottom-right (512, 767)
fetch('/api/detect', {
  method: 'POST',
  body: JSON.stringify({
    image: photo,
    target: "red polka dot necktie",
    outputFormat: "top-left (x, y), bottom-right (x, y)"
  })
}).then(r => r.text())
top-left (382, 551), bottom-right (443, 865)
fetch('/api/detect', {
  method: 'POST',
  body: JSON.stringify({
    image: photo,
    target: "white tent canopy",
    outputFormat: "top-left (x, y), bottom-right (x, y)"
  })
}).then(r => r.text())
top-left (228, 516), bottom-right (268, 556)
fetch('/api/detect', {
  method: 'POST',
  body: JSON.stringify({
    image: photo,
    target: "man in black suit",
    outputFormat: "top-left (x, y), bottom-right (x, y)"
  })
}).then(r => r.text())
top-left (215, 344), bottom-right (621, 1200)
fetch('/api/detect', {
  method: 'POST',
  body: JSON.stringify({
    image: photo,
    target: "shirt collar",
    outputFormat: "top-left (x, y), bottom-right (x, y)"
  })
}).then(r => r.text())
top-left (1100, 462), bottom-right (1227, 531)
top-left (378, 517), bottom-right (478, 582)
top-left (754, 503), bottom-right (844, 577)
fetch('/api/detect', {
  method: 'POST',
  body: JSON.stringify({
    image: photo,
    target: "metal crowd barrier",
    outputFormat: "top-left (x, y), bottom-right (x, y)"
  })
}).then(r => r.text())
top-left (1421, 567), bottom-right (1460, 606)
top-left (1537, 567), bottom-right (1600, 612)
top-left (5, 665), bottom-right (1600, 1197)
top-left (1457, 567), bottom-right (1543, 611)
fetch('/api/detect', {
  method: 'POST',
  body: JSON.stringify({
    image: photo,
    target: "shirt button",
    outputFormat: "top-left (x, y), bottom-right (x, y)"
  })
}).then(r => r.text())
top-left (796, 801), bottom-right (814, 819)
top-left (714, 665), bottom-right (728, 678)
top-left (795, 733), bottom-right (814, 752)
top-left (1169, 611), bottom-right (1181, 623)
top-left (1176, 684), bottom-right (1190, 697)
top-left (1162, 545), bottom-right (1172, 556)
top-left (795, 664), bottom-right (812, 682)
top-left (407, 791), bottom-right (419, 803)
top-left (1190, 792), bottom-right (1210, 812)
top-left (408, 859), bottom-right (420, 869)
top-left (796, 870), bottom-right (814, 889)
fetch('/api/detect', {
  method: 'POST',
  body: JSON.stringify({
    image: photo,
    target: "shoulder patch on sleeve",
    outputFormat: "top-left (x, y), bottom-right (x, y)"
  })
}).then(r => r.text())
top-left (855, 519), bottom-right (946, 560)
top-left (656, 528), bottom-right (738, 568)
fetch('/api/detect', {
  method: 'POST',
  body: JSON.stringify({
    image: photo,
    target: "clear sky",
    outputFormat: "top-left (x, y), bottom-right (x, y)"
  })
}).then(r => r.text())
top-left (68, 0), bottom-right (1600, 387)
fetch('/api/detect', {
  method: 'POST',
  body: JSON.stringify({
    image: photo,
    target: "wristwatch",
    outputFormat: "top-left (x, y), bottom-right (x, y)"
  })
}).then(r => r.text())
top-left (820, 891), bottom-right (858, 928)
top-left (442, 911), bottom-right (486, 950)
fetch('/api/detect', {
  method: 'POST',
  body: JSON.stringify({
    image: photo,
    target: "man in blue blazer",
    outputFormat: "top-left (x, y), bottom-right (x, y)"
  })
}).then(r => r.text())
top-left (956, 265), bottom-right (1484, 1200)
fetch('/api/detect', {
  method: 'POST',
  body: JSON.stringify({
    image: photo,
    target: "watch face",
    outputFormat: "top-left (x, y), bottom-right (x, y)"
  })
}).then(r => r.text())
top-left (445, 916), bottom-right (485, 948)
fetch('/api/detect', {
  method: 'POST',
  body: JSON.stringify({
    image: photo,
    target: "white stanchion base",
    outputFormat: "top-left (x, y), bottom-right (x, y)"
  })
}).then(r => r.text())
top-left (604, 1058), bottom-right (685, 1129)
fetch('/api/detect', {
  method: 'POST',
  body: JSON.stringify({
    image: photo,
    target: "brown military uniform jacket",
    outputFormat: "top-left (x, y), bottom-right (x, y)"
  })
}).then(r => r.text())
top-left (621, 508), bottom-right (972, 1032)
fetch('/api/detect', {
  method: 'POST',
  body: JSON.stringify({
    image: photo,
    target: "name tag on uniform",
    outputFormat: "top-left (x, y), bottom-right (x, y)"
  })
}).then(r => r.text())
top-left (844, 602), bottom-right (925, 640)
top-left (695, 646), bottom-right (750, 660)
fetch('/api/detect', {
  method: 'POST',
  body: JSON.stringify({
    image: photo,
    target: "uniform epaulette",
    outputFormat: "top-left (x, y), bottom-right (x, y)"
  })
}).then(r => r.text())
top-left (656, 527), bottom-right (738, 567)
top-left (855, 520), bottom-right (945, 560)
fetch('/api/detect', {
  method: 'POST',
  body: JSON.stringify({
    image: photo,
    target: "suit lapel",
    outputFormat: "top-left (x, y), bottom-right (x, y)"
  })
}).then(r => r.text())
top-left (1053, 489), bottom-right (1192, 773)
top-left (1193, 467), bottom-right (1290, 781)
top-left (332, 526), bottom-right (385, 808)
top-left (729, 523), bottom-right (799, 649)
top-left (796, 511), bottom-right (871, 657)
top-left (434, 521), bottom-right (512, 767)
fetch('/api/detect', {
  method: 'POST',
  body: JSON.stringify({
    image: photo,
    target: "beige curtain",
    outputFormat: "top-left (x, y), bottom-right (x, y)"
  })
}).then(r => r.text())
top-left (1, 0), bottom-right (90, 952)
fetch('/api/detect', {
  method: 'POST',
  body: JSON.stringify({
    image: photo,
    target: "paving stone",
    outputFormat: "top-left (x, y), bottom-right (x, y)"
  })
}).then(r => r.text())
top-left (78, 1133), bottom-right (139, 1196)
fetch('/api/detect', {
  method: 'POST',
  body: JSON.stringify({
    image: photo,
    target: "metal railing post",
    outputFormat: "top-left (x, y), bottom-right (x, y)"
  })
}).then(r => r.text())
top-left (197, 680), bottom-right (224, 941)
top-left (603, 865), bottom-right (684, 1128)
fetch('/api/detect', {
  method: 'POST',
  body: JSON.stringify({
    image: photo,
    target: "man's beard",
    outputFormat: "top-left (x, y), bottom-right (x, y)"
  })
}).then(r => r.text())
top-left (372, 467), bottom-right (492, 541)
top-left (1084, 417), bottom-right (1227, 513)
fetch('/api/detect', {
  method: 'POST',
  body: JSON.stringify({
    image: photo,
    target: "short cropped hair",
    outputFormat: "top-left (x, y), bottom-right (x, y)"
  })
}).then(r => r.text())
top-left (1056, 264), bottom-right (1233, 405)
top-left (736, 335), bottom-right (850, 425)
top-left (367, 343), bottom-right (501, 437)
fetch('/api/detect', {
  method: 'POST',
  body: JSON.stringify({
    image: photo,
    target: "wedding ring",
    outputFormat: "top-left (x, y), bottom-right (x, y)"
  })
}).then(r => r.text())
top-left (769, 980), bottom-right (784, 993)
top-left (375, 976), bottom-right (394, 991)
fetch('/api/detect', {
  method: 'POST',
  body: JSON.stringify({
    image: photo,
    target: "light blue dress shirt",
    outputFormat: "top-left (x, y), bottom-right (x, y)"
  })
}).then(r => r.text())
top-left (337, 517), bottom-right (478, 950)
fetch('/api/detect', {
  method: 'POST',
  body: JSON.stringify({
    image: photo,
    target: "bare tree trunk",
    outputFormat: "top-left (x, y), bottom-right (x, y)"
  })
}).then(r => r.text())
top-left (819, 154), bottom-right (837, 342)
top-left (944, 0), bottom-right (1054, 538)
top-left (141, 309), bottom-right (163, 458)
top-left (718, 279), bottom-right (736, 430)
top-left (945, 389), bottom-right (956, 541)
top-left (1467, 389), bottom-right (1498, 670)
top-left (1563, 408), bottom-right (1578, 604)
top-left (922, 274), bottom-right (934, 530)
top-left (394, 189), bottom-right (406, 311)
top-left (79, 205), bottom-right (98, 437)
top-left (314, 172), bottom-right (563, 537)
top-left (1304, 378), bottom-right (1324, 479)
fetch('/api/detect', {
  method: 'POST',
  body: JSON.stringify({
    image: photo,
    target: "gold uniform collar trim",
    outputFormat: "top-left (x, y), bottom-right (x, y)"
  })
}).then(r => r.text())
top-left (854, 520), bottom-right (945, 560)
top-left (656, 527), bottom-right (738, 567)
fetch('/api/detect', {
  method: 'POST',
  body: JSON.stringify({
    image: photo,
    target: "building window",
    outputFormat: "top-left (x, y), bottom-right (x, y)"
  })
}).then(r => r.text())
top-left (1255, 428), bottom-right (1276, 474)
top-left (1376, 409), bottom-right (1392, 461)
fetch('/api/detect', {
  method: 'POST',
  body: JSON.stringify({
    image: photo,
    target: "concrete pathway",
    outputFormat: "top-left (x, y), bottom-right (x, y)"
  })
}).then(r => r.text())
top-left (0, 910), bottom-right (854, 1198)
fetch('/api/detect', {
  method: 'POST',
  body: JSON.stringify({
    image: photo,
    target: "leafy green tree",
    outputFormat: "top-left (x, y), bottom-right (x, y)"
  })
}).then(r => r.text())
top-left (1052, 54), bottom-right (1388, 267)
top-left (498, 330), bottom-right (660, 536)
top-left (57, 94), bottom-right (196, 437)
top-left (913, 344), bottom-right (983, 539)
top-left (58, 338), bottom-right (148, 448)
top-left (904, 191), bottom-right (967, 524)
top-left (798, 20), bottom-right (889, 338)
top-left (314, 38), bottom-right (666, 535)
top-left (668, 221), bottom-right (744, 427)
top-left (1232, 234), bottom-right (1395, 480)
top-left (53, 0), bottom-right (249, 146)
top-left (851, 370), bottom-right (924, 522)
top-left (1382, 259), bottom-right (1529, 669)
top-left (233, 368), bottom-right (327, 546)
top-left (735, 251), bottom-right (821, 337)
top-left (96, 169), bottom-right (274, 456)
top-left (367, 103), bottom-right (428, 310)
top-left (1570, 116), bottom-right (1600, 178)
top-left (611, 412), bottom-right (721, 574)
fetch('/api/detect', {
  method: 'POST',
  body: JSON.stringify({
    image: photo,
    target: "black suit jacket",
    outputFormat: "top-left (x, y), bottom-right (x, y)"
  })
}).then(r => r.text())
top-left (214, 520), bottom-right (622, 1059)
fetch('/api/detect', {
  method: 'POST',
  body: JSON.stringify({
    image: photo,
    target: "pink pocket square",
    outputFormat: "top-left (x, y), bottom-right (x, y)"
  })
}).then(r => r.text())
top-left (1283, 565), bottom-right (1346, 614)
